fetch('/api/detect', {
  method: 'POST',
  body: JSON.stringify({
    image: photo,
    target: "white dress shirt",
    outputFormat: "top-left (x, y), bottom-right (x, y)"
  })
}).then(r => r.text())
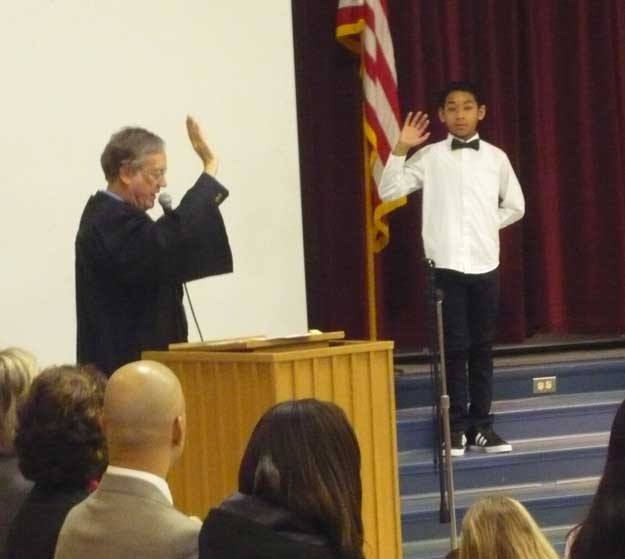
top-left (106, 465), bottom-right (173, 505)
top-left (379, 133), bottom-right (525, 274)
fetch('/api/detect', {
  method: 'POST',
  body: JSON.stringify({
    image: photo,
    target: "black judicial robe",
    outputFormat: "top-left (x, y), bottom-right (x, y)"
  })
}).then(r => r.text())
top-left (75, 173), bottom-right (233, 376)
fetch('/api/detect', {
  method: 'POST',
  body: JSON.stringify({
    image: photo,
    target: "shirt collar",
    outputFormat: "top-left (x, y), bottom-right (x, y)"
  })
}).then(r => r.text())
top-left (101, 189), bottom-right (124, 202)
top-left (106, 465), bottom-right (173, 505)
top-left (446, 132), bottom-right (480, 148)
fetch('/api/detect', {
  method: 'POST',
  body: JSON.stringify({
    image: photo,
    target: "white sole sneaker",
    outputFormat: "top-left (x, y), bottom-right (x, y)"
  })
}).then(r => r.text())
top-left (467, 429), bottom-right (513, 453)
top-left (445, 433), bottom-right (467, 457)
top-left (468, 442), bottom-right (512, 453)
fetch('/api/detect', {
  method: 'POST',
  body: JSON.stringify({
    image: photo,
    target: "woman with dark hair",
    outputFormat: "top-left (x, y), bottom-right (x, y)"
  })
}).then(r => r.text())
top-left (6, 365), bottom-right (107, 559)
top-left (199, 398), bottom-right (365, 559)
top-left (566, 398), bottom-right (625, 559)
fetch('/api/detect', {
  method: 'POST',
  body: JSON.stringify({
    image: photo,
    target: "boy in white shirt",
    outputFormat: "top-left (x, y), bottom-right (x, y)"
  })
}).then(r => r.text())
top-left (379, 81), bottom-right (525, 456)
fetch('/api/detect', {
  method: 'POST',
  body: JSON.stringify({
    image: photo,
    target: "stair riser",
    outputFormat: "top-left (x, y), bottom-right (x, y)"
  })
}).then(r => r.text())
top-left (397, 403), bottom-right (619, 451)
top-left (400, 448), bottom-right (606, 494)
top-left (396, 360), bottom-right (625, 409)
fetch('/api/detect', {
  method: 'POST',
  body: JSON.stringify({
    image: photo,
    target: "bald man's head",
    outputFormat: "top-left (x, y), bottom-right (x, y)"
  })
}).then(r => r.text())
top-left (103, 361), bottom-right (186, 465)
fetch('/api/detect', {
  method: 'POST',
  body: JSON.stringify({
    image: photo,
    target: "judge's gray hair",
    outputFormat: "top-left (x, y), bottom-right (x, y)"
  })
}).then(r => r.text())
top-left (100, 126), bottom-right (165, 182)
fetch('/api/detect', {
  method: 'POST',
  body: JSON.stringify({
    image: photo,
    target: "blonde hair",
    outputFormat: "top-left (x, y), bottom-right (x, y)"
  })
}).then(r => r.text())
top-left (0, 347), bottom-right (38, 451)
top-left (459, 496), bottom-right (559, 559)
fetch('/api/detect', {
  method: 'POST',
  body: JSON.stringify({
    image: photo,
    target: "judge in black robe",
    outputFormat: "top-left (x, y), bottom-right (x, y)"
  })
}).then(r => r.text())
top-left (75, 117), bottom-right (232, 376)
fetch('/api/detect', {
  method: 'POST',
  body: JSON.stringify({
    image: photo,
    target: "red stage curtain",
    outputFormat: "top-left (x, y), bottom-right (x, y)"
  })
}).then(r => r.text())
top-left (293, 0), bottom-right (625, 349)
top-left (292, 1), bottom-right (369, 339)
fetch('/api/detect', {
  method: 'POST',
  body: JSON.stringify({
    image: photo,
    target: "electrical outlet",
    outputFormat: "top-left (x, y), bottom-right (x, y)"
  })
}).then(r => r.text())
top-left (533, 376), bottom-right (557, 394)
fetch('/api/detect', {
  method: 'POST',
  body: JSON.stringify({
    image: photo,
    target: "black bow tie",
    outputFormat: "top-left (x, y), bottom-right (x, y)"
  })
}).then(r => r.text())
top-left (451, 138), bottom-right (480, 151)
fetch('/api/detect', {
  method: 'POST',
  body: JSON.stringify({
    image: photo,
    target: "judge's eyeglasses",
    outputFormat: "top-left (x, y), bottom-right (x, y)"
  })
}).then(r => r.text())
top-left (141, 167), bottom-right (166, 182)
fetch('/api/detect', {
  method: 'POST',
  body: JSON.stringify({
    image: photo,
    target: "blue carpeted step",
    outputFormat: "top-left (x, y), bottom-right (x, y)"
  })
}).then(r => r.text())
top-left (397, 390), bottom-right (625, 451)
top-left (395, 350), bottom-right (619, 552)
top-left (401, 478), bottom-right (596, 542)
top-left (395, 357), bottom-right (625, 409)
top-left (401, 524), bottom-right (571, 559)
top-left (399, 432), bottom-right (608, 495)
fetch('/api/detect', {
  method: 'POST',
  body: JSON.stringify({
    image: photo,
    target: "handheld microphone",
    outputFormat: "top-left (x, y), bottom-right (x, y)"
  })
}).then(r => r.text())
top-left (158, 192), bottom-right (173, 214)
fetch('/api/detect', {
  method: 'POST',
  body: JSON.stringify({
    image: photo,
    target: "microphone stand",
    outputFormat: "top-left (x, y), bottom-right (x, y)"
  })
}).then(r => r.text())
top-left (424, 259), bottom-right (457, 550)
top-left (159, 196), bottom-right (205, 343)
top-left (183, 283), bottom-right (205, 343)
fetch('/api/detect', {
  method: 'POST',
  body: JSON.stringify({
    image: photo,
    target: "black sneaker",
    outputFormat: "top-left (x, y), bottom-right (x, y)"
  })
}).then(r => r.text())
top-left (466, 427), bottom-right (512, 453)
top-left (448, 431), bottom-right (466, 457)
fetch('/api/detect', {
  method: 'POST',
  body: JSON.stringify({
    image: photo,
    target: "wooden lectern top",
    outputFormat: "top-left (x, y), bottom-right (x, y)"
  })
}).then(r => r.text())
top-left (168, 330), bottom-right (346, 352)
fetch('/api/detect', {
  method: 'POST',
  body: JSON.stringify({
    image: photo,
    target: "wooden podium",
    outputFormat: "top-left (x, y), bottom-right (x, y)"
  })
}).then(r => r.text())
top-left (143, 332), bottom-right (402, 559)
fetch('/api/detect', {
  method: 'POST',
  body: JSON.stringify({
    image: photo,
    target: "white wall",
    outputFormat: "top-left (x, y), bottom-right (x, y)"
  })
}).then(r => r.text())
top-left (0, 1), bottom-right (307, 365)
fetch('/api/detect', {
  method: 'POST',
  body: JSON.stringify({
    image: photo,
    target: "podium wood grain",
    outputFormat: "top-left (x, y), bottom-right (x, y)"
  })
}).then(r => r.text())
top-left (143, 339), bottom-right (402, 559)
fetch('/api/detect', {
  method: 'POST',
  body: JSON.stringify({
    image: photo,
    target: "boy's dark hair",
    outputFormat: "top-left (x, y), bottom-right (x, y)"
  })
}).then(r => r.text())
top-left (437, 81), bottom-right (484, 108)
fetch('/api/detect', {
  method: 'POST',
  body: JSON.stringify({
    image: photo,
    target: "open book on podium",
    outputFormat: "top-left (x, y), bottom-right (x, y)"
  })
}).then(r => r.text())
top-left (142, 330), bottom-right (402, 559)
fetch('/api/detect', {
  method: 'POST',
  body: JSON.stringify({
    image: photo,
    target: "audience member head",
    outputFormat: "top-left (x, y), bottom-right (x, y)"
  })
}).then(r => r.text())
top-left (103, 360), bottom-right (186, 477)
top-left (459, 495), bottom-right (558, 559)
top-left (238, 399), bottom-right (364, 559)
top-left (0, 347), bottom-right (38, 453)
top-left (569, 399), bottom-right (625, 559)
top-left (14, 365), bottom-right (107, 488)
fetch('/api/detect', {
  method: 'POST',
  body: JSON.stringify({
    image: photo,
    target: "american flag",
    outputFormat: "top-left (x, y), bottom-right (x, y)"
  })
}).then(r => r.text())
top-left (336, 0), bottom-right (406, 252)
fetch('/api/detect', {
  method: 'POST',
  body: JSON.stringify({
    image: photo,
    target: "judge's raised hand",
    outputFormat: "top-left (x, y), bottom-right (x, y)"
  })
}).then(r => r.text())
top-left (186, 115), bottom-right (218, 176)
top-left (393, 111), bottom-right (430, 156)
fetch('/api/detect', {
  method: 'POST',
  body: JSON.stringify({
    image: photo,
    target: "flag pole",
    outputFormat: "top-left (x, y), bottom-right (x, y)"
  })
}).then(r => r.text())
top-left (362, 114), bottom-right (378, 340)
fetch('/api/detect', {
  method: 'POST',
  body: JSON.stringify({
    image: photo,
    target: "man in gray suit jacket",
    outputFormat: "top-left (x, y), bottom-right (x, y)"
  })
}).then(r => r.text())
top-left (54, 360), bottom-right (200, 559)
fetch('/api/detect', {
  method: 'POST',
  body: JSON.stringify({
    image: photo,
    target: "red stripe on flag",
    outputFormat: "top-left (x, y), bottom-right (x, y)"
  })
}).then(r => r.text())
top-left (337, 0), bottom-right (405, 253)
top-left (374, 47), bottom-right (400, 119)
top-left (362, 2), bottom-right (400, 121)
top-left (361, 55), bottom-right (398, 161)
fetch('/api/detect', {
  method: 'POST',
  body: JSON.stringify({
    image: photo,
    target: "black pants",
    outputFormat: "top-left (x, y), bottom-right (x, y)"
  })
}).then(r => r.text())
top-left (435, 268), bottom-right (499, 433)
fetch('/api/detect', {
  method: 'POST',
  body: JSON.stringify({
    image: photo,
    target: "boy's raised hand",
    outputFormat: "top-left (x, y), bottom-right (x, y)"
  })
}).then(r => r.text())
top-left (393, 111), bottom-right (430, 156)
